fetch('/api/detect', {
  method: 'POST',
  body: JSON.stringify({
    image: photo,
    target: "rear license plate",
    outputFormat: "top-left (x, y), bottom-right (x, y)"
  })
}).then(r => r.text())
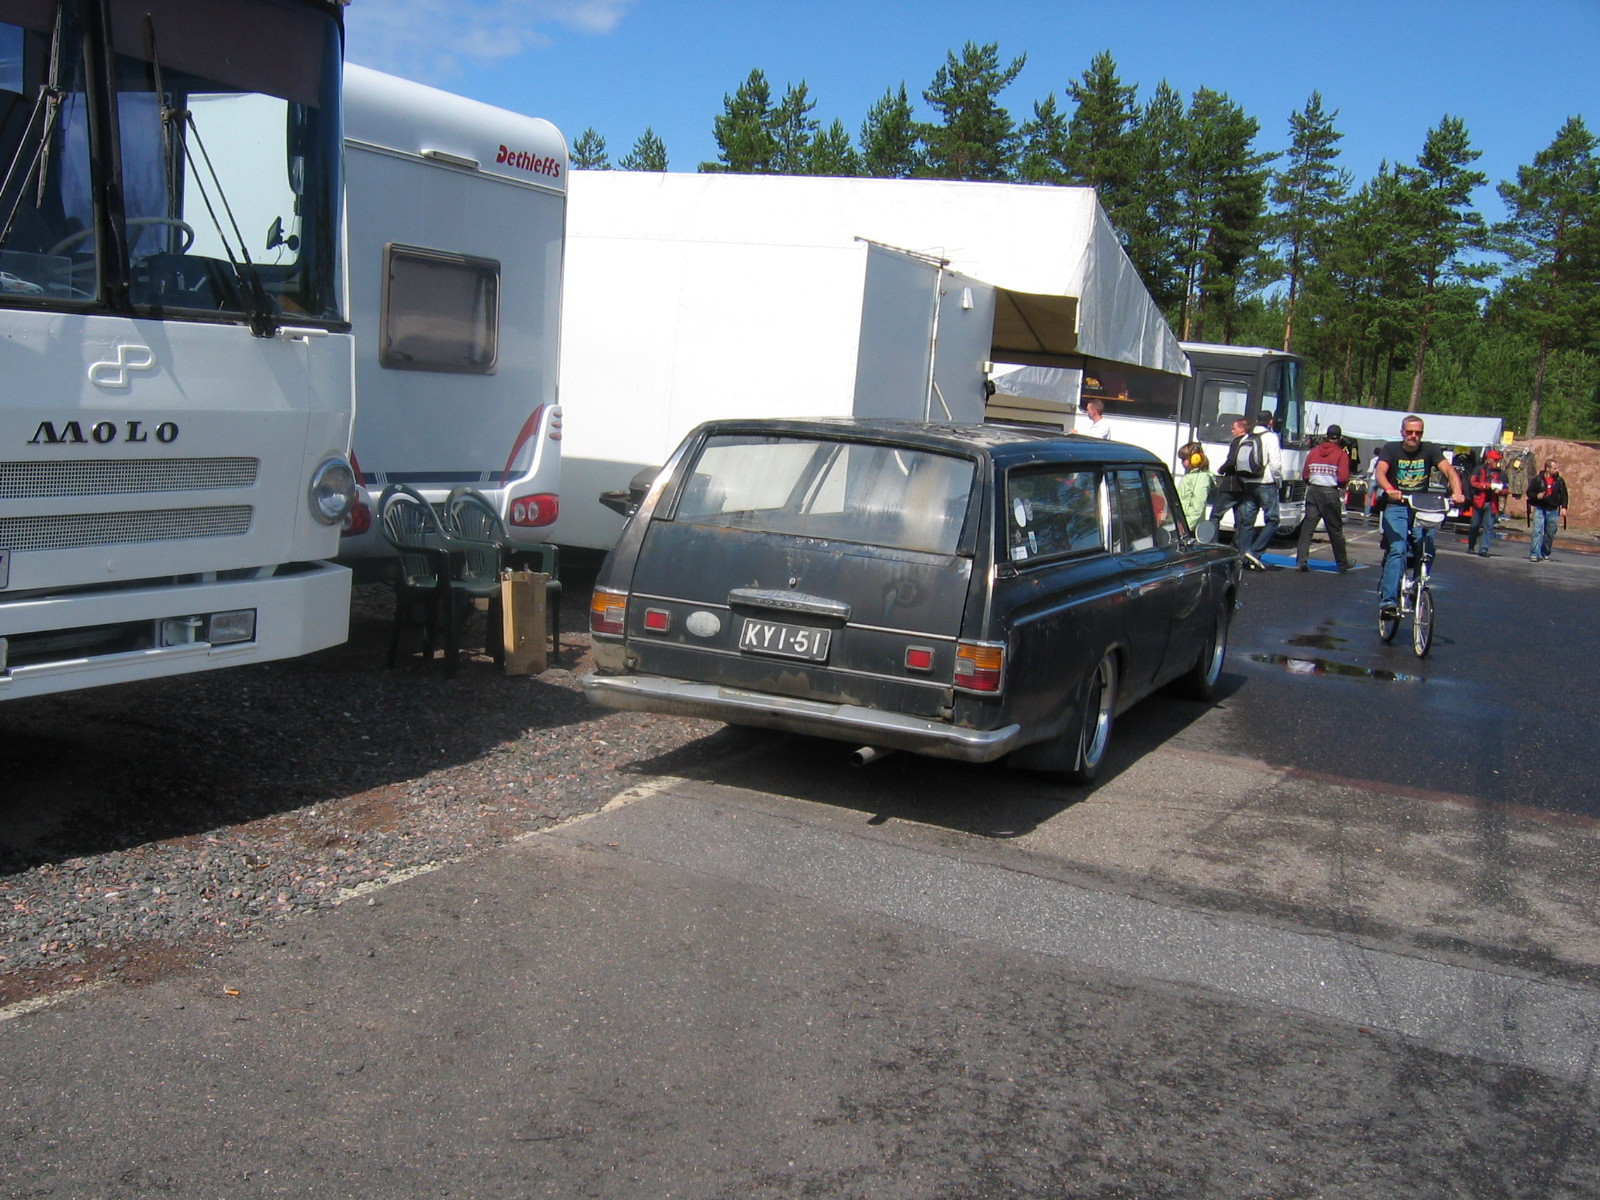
top-left (738, 617), bottom-right (831, 662)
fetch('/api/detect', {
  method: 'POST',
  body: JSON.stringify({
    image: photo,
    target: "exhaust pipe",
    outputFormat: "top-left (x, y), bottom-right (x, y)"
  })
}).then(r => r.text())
top-left (850, 745), bottom-right (894, 768)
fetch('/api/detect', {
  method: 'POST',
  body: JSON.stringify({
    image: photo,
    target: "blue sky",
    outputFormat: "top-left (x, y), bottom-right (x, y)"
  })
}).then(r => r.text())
top-left (346, 0), bottom-right (1598, 216)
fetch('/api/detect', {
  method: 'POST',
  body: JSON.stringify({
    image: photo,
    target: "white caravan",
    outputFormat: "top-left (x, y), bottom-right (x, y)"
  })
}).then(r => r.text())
top-left (337, 65), bottom-right (566, 573)
top-left (0, 0), bottom-right (355, 700)
top-left (549, 172), bottom-right (1184, 550)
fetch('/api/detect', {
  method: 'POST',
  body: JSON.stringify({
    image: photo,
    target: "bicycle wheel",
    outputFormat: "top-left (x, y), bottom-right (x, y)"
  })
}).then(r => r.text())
top-left (1412, 584), bottom-right (1434, 658)
top-left (1379, 601), bottom-right (1399, 642)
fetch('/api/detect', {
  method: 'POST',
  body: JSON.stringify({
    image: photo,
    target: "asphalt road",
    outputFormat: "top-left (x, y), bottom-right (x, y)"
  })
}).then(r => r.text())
top-left (4, 523), bottom-right (1599, 1198)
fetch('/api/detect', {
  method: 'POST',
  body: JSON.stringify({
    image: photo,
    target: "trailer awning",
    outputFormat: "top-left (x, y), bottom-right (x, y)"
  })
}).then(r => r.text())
top-left (990, 288), bottom-right (1082, 366)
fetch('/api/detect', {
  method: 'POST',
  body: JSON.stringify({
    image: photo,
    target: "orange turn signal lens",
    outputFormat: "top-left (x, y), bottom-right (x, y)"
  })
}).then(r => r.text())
top-left (589, 588), bottom-right (627, 636)
top-left (953, 641), bottom-right (1005, 693)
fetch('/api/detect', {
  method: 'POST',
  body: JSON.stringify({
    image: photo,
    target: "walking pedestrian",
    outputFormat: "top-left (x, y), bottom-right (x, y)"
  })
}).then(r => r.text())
top-left (1218, 417), bottom-right (1269, 569)
top-left (1296, 424), bottom-right (1351, 572)
top-left (1466, 449), bottom-right (1507, 556)
top-left (1526, 458), bottom-right (1569, 561)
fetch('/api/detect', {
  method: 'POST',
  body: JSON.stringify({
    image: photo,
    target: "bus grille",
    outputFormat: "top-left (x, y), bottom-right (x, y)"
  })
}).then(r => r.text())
top-left (0, 457), bottom-right (259, 498)
top-left (0, 506), bottom-right (252, 552)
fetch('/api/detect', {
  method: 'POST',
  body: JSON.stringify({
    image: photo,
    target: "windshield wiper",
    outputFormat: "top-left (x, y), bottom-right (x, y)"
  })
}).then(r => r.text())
top-left (0, 2), bottom-right (66, 256)
top-left (147, 16), bottom-right (278, 337)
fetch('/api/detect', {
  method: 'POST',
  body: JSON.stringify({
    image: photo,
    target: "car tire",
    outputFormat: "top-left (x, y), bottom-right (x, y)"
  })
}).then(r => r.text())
top-left (1170, 603), bottom-right (1229, 701)
top-left (1065, 652), bottom-right (1117, 785)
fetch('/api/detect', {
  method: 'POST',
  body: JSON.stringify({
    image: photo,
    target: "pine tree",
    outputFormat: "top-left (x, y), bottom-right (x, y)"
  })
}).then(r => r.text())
top-left (1267, 93), bottom-right (1349, 351)
top-left (1061, 50), bottom-right (1140, 220)
top-left (859, 84), bottom-right (923, 178)
top-left (619, 127), bottom-right (668, 172)
top-left (1491, 115), bottom-right (1600, 437)
top-left (919, 42), bottom-right (1025, 181)
top-left (1017, 94), bottom-right (1069, 183)
top-left (1172, 88), bottom-right (1272, 341)
top-left (770, 82), bottom-right (819, 174)
top-left (1120, 80), bottom-right (1187, 314)
top-left (1394, 116), bottom-right (1491, 411)
top-left (571, 128), bottom-right (610, 170)
top-left (702, 69), bottom-right (776, 173)
top-left (807, 119), bottom-right (861, 177)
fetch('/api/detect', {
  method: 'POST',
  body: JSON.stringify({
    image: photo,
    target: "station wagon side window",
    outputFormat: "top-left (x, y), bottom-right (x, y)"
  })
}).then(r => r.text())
top-left (1110, 470), bottom-right (1158, 552)
top-left (1144, 468), bottom-right (1184, 543)
top-left (1006, 468), bottom-right (1103, 563)
top-left (380, 244), bottom-right (500, 373)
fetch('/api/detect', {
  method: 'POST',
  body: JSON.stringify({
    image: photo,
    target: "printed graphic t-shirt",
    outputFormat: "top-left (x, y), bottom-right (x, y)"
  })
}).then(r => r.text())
top-left (1376, 440), bottom-right (1447, 504)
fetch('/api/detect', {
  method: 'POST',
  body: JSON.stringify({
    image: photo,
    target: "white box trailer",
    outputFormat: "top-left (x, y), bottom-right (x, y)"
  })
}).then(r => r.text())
top-left (336, 65), bottom-right (566, 571)
top-left (549, 173), bottom-right (1185, 550)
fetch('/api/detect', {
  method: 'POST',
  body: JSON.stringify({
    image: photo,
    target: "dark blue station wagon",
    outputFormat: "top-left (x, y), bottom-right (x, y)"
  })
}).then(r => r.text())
top-left (582, 418), bottom-right (1241, 783)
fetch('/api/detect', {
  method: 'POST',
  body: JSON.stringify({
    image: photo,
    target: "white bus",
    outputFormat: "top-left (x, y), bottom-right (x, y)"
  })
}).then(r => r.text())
top-left (335, 66), bottom-right (565, 575)
top-left (0, 0), bottom-right (355, 700)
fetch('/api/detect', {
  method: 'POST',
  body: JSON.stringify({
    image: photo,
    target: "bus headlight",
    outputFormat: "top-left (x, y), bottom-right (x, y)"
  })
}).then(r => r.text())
top-left (309, 457), bottom-right (357, 525)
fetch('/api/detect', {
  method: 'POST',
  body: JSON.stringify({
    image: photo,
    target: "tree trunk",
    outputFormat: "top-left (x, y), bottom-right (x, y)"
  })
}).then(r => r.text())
top-left (1407, 302), bottom-right (1433, 413)
top-left (1527, 332), bottom-right (1549, 439)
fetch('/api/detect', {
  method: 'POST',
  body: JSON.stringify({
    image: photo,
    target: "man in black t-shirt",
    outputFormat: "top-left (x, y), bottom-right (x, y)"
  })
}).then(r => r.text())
top-left (1374, 416), bottom-right (1464, 617)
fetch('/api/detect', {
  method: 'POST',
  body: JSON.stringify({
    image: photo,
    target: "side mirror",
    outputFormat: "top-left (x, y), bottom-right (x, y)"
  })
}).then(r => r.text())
top-left (1193, 519), bottom-right (1218, 544)
top-left (598, 465), bottom-right (662, 518)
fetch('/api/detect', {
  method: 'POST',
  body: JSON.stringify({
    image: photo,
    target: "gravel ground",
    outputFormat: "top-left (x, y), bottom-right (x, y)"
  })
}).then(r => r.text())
top-left (0, 567), bottom-right (724, 1009)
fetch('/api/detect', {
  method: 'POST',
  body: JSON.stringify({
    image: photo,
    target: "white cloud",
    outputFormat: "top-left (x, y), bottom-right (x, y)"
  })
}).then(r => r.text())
top-left (346, 0), bottom-right (634, 83)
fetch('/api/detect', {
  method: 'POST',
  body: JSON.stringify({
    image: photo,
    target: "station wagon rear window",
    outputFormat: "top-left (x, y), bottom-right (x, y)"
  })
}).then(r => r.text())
top-left (673, 435), bottom-right (974, 555)
top-left (1007, 468), bottom-right (1103, 562)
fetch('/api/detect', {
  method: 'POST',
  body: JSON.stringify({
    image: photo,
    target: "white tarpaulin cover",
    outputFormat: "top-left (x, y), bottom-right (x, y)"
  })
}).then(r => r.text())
top-left (1306, 401), bottom-right (1503, 447)
top-left (566, 172), bottom-right (1187, 378)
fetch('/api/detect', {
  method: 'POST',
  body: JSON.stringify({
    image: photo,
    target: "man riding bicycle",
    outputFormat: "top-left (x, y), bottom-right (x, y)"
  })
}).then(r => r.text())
top-left (1374, 416), bottom-right (1465, 621)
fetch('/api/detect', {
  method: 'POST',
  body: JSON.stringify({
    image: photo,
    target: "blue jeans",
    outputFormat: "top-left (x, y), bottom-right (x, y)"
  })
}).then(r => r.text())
top-left (1380, 503), bottom-right (1432, 607)
top-left (1234, 482), bottom-right (1276, 556)
top-left (1531, 507), bottom-right (1559, 558)
top-left (1468, 505), bottom-right (1497, 554)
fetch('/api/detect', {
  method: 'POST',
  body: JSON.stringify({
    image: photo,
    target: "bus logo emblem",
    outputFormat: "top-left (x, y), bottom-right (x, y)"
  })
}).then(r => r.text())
top-left (88, 344), bottom-right (157, 389)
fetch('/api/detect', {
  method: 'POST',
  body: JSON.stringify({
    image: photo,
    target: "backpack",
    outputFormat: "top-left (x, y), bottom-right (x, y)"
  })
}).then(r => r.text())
top-left (1231, 433), bottom-right (1263, 478)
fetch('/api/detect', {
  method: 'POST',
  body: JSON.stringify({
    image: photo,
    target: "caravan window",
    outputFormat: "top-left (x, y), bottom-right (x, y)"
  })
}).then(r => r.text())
top-left (380, 244), bottom-right (499, 373)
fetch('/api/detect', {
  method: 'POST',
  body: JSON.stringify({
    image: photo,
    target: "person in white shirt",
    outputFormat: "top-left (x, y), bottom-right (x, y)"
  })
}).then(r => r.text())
top-left (1081, 398), bottom-right (1112, 439)
top-left (1251, 410), bottom-right (1283, 542)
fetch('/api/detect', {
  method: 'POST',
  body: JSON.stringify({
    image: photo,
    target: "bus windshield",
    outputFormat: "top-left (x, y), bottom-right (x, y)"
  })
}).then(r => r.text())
top-left (0, 0), bottom-right (343, 323)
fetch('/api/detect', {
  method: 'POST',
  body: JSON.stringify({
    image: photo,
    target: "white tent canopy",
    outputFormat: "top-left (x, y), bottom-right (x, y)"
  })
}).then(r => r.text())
top-left (1306, 401), bottom-right (1502, 447)
top-left (566, 172), bottom-right (1188, 379)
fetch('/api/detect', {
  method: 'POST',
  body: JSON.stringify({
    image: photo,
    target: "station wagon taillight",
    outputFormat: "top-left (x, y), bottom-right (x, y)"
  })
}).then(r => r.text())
top-left (590, 588), bottom-right (627, 636)
top-left (954, 641), bottom-right (1005, 693)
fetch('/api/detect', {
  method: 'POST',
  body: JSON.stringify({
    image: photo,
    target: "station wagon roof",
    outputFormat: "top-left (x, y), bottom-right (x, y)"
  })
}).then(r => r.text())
top-left (690, 417), bottom-right (1166, 470)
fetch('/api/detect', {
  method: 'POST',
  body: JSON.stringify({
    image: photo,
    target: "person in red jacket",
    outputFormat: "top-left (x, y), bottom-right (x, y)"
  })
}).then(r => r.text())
top-left (1296, 424), bottom-right (1353, 571)
top-left (1467, 448), bottom-right (1507, 556)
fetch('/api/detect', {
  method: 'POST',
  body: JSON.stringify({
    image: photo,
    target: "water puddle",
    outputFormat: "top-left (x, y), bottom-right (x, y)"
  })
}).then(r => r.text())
top-left (1286, 633), bottom-right (1352, 652)
top-left (1249, 652), bottom-right (1424, 683)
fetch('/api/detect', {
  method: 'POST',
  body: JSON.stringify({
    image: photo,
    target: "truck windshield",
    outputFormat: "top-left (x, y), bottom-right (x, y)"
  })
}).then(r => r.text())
top-left (675, 435), bottom-right (975, 555)
top-left (0, 0), bottom-right (342, 323)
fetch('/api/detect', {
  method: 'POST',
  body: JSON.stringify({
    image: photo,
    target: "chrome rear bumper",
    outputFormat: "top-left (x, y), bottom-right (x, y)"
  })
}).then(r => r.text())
top-left (581, 673), bottom-right (1021, 763)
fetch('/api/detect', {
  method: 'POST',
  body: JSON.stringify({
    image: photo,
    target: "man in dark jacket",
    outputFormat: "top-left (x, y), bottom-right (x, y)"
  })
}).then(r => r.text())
top-left (1527, 458), bottom-right (1570, 561)
top-left (1296, 424), bottom-right (1352, 571)
top-left (1467, 448), bottom-right (1508, 557)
